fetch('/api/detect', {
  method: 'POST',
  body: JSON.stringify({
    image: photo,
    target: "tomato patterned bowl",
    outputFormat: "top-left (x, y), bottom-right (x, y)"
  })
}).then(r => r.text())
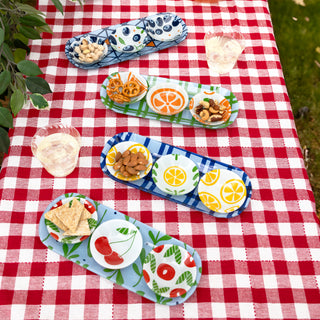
top-left (90, 219), bottom-right (143, 269)
top-left (142, 244), bottom-right (197, 298)
top-left (146, 83), bottom-right (189, 115)
top-left (198, 169), bottom-right (247, 213)
top-left (152, 154), bottom-right (200, 195)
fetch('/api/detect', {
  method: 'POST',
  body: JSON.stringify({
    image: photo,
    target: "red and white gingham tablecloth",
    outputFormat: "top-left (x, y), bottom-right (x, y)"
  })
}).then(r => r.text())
top-left (0, 0), bottom-right (319, 319)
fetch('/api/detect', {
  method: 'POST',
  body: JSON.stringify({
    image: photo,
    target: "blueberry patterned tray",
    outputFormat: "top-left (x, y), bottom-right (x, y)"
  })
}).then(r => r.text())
top-left (39, 193), bottom-right (202, 306)
top-left (65, 13), bottom-right (188, 70)
top-left (100, 74), bottom-right (239, 129)
top-left (100, 132), bottom-right (252, 219)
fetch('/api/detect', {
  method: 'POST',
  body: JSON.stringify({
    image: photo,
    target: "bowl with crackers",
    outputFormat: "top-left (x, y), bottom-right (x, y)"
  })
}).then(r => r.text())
top-left (44, 196), bottom-right (98, 243)
top-left (106, 71), bottom-right (149, 105)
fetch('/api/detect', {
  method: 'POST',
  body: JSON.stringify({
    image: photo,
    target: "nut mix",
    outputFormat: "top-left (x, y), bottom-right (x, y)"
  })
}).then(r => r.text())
top-left (113, 149), bottom-right (148, 177)
top-left (74, 39), bottom-right (105, 63)
top-left (107, 78), bottom-right (141, 104)
top-left (194, 99), bottom-right (227, 122)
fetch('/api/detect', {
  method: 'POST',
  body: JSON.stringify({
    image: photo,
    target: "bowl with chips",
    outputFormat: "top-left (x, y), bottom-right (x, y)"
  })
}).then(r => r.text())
top-left (105, 141), bottom-right (153, 181)
top-left (44, 196), bottom-right (98, 243)
top-left (106, 71), bottom-right (149, 105)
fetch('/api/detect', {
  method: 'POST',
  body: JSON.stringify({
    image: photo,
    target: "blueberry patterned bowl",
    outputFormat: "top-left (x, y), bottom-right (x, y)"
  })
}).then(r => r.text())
top-left (109, 25), bottom-right (149, 53)
top-left (145, 13), bottom-right (183, 42)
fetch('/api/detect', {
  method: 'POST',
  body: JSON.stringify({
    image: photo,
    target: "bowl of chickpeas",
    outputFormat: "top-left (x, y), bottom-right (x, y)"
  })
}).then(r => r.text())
top-left (69, 35), bottom-right (108, 65)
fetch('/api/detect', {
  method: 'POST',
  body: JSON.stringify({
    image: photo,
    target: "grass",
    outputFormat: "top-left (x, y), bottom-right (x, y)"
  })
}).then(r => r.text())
top-left (268, 0), bottom-right (320, 218)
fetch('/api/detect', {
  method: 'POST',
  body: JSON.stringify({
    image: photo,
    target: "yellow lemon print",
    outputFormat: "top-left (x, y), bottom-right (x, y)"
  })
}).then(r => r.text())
top-left (202, 169), bottom-right (220, 186)
top-left (164, 166), bottom-right (187, 187)
top-left (221, 179), bottom-right (246, 204)
top-left (224, 205), bottom-right (240, 213)
top-left (198, 191), bottom-right (222, 212)
top-left (106, 146), bottom-right (118, 166)
top-left (128, 143), bottom-right (150, 161)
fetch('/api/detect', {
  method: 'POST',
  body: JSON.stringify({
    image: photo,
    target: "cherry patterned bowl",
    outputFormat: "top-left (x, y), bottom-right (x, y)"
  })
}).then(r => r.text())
top-left (142, 244), bottom-right (197, 298)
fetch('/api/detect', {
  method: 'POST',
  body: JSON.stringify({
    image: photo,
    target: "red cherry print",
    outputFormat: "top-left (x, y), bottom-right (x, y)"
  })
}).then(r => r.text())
top-left (143, 269), bottom-right (150, 283)
top-left (184, 253), bottom-right (196, 268)
top-left (104, 251), bottom-right (124, 265)
top-left (80, 235), bottom-right (89, 242)
top-left (169, 288), bottom-right (187, 298)
top-left (50, 232), bottom-right (59, 240)
top-left (95, 236), bottom-right (112, 256)
top-left (157, 263), bottom-right (175, 281)
top-left (84, 201), bottom-right (95, 214)
top-left (153, 245), bottom-right (164, 253)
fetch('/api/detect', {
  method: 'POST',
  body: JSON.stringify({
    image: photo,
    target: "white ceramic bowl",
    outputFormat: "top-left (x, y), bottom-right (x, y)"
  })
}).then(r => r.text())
top-left (143, 244), bottom-right (197, 298)
top-left (106, 71), bottom-right (149, 105)
top-left (108, 25), bottom-right (148, 53)
top-left (90, 219), bottom-right (143, 269)
top-left (146, 83), bottom-right (189, 115)
top-left (145, 13), bottom-right (183, 42)
top-left (105, 141), bottom-right (153, 181)
top-left (198, 169), bottom-right (247, 213)
top-left (152, 154), bottom-right (199, 195)
top-left (189, 91), bottom-right (231, 126)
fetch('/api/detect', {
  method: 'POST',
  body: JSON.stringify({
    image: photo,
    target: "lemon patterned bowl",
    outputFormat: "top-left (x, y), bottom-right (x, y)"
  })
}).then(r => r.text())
top-left (152, 154), bottom-right (199, 195)
top-left (198, 169), bottom-right (247, 213)
top-left (105, 141), bottom-right (153, 181)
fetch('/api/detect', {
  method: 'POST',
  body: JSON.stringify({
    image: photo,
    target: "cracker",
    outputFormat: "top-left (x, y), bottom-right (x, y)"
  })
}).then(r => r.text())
top-left (63, 219), bottom-right (91, 236)
top-left (45, 203), bottom-right (69, 231)
top-left (71, 198), bottom-right (91, 220)
top-left (56, 202), bottom-right (82, 233)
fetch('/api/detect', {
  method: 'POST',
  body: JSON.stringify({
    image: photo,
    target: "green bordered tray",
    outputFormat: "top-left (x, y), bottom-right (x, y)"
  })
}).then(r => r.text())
top-left (100, 74), bottom-right (239, 129)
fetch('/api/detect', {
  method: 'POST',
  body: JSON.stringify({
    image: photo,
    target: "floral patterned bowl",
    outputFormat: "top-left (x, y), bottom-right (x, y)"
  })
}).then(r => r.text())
top-left (152, 154), bottom-right (199, 195)
top-left (145, 13), bottom-right (183, 42)
top-left (90, 219), bottom-right (143, 269)
top-left (143, 244), bottom-right (197, 298)
top-left (108, 25), bottom-right (149, 53)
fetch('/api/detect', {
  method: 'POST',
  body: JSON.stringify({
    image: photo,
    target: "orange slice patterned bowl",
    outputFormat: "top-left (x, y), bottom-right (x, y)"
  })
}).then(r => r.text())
top-left (146, 83), bottom-right (189, 115)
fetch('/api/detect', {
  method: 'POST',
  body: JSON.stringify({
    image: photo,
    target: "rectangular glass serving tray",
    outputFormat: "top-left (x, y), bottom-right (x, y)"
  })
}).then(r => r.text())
top-left (65, 13), bottom-right (188, 70)
top-left (100, 132), bottom-right (252, 219)
top-left (39, 193), bottom-right (202, 306)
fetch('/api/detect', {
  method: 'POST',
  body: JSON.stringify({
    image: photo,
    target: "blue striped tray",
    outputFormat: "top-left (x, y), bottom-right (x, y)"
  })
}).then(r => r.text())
top-left (65, 13), bottom-right (188, 70)
top-left (100, 132), bottom-right (252, 218)
top-left (100, 74), bottom-right (239, 129)
top-left (39, 193), bottom-right (202, 306)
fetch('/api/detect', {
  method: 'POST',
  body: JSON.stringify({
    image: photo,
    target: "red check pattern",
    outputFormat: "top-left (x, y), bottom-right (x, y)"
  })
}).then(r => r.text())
top-left (0, 0), bottom-right (319, 319)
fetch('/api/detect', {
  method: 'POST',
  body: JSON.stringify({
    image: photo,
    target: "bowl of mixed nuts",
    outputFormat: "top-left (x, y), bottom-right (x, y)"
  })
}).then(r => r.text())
top-left (189, 91), bottom-right (231, 126)
top-left (105, 141), bottom-right (153, 181)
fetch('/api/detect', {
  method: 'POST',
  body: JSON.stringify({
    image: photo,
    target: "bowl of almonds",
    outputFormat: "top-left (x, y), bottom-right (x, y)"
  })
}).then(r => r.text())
top-left (189, 91), bottom-right (232, 126)
top-left (105, 141), bottom-right (153, 181)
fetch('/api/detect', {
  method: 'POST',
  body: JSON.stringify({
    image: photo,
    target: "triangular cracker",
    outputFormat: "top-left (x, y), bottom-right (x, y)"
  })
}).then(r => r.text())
top-left (63, 219), bottom-right (91, 236)
top-left (56, 204), bottom-right (82, 233)
top-left (44, 204), bottom-right (69, 231)
top-left (71, 198), bottom-right (91, 220)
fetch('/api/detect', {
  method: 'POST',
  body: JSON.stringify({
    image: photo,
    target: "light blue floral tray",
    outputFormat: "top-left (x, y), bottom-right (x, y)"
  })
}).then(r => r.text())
top-left (39, 193), bottom-right (202, 306)
top-left (100, 132), bottom-right (252, 218)
top-left (65, 13), bottom-right (188, 70)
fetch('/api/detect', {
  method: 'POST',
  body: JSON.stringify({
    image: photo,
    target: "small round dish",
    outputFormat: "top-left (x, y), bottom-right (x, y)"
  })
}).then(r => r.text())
top-left (106, 71), bottom-right (149, 105)
top-left (143, 244), bottom-right (197, 298)
top-left (108, 25), bottom-right (148, 53)
top-left (90, 219), bottom-right (143, 269)
top-left (45, 197), bottom-right (98, 243)
top-left (105, 141), bottom-right (153, 181)
top-left (152, 154), bottom-right (199, 195)
top-left (189, 91), bottom-right (232, 126)
top-left (145, 13), bottom-right (183, 42)
top-left (146, 83), bottom-right (189, 115)
top-left (68, 35), bottom-right (108, 65)
top-left (198, 169), bottom-right (247, 213)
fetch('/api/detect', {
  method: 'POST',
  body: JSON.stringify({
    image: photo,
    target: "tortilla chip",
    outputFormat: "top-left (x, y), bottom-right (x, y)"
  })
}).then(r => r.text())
top-left (56, 204), bottom-right (82, 233)
top-left (63, 219), bottom-right (91, 236)
top-left (45, 204), bottom-right (69, 231)
top-left (71, 198), bottom-right (91, 220)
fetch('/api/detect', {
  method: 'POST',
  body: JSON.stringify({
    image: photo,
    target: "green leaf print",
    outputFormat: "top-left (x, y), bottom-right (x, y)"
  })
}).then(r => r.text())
top-left (164, 244), bottom-right (178, 258)
top-left (174, 248), bottom-right (182, 264)
top-left (132, 263), bottom-right (140, 276)
top-left (63, 243), bottom-right (69, 257)
top-left (118, 37), bottom-right (125, 45)
top-left (68, 242), bottom-right (82, 256)
top-left (68, 254), bottom-right (80, 260)
top-left (139, 248), bottom-right (146, 265)
top-left (88, 218), bottom-right (97, 229)
top-left (175, 271), bottom-right (193, 286)
top-left (152, 280), bottom-right (170, 294)
top-left (148, 231), bottom-right (157, 244)
top-left (117, 227), bottom-right (130, 235)
top-left (157, 235), bottom-right (172, 242)
top-left (61, 236), bottom-right (78, 243)
top-left (45, 219), bottom-right (60, 233)
top-left (116, 270), bottom-right (124, 286)
top-left (136, 291), bottom-right (145, 296)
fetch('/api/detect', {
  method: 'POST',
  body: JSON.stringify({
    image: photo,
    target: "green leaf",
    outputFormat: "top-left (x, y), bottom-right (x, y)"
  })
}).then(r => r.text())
top-left (132, 263), bottom-right (140, 276)
top-left (136, 291), bottom-right (145, 296)
top-left (83, 264), bottom-right (89, 269)
top-left (26, 76), bottom-right (52, 94)
top-left (148, 231), bottom-right (156, 244)
top-left (152, 280), bottom-right (170, 294)
top-left (68, 254), bottom-right (80, 259)
top-left (30, 93), bottom-right (49, 110)
top-left (13, 33), bottom-right (29, 46)
top-left (204, 98), bottom-right (210, 102)
top-left (164, 244), bottom-right (178, 258)
top-left (1, 43), bottom-right (14, 62)
top-left (17, 60), bottom-right (43, 76)
top-left (36, 24), bottom-right (53, 34)
top-left (118, 37), bottom-right (125, 45)
top-left (0, 107), bottom-right (12, 129)
top-left (63, 243), bottom-right (69, 257)
top-left (175, 270), bottom-right (193, 286)
top-left (15, 73), bottom-right (27, 94)
top-left (174, 247), bottom-right (182, 264)
top-left (14, 48), bottom-right (27, 64)
top-left (44, 219), bottom-right (60, 233)
top-left (68, 242), bottom-right (82, 255)
top-left (10, 90), bottom-right (25, 116)
top-left (18, 25), bottom-right (42, 40)
top-left (158, 235), bottom-right (172, 242)
top-left (139, 248), bottom-right (146, 264)
top-left (117, 227), bottom-right (129, 235)
top-left (61, 236), bottom-right (78, 243)
top-left (88, 218), bottom-right (97, 229)
top-left (0, 127), bottom-right (10, 153)
top-left (116, 270), bottom-right (124, 286)
top-left (14, 39), bottom-right (30, 56)
top-left (16, 3), bottom-right (46, 16)
top-left (50, 0), bottom-right (64, 14)
top-left (103, 268), bottom-right (114, 273)
top-left (0, 28), bottom-right (4, 46)
top-left (19, 15), bottom-right (47, 27)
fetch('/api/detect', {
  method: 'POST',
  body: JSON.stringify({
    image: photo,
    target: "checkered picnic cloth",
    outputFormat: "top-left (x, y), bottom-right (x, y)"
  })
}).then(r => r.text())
top-left (0, 0), bottom-right (319, 319)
